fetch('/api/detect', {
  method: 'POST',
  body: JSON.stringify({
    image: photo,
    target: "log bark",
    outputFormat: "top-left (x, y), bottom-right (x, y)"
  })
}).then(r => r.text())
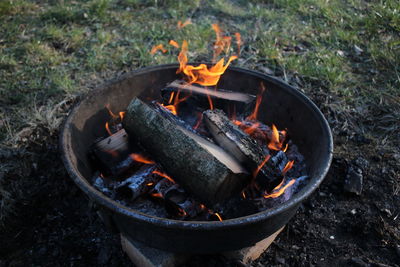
top-left (123, 97), bottom-right (249, 206)
top-left (203, 109), bottom-right (284, 191)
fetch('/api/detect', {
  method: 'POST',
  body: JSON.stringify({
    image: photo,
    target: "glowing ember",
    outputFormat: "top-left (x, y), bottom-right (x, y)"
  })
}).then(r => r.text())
top-left (152, 170), bottom-right (175, 183)
top-left (150, 44), bottom-right (167, 55)
top-left (151, 192), bottom-right (163, 198)
top-left (169, 40), bottom-right (180, 48)
top-left (264, 179), bottom-right (296, 199)
top-left (282, 160), bottom-right (294, 175)
top-left (129, 153), bottom-right (155, 164)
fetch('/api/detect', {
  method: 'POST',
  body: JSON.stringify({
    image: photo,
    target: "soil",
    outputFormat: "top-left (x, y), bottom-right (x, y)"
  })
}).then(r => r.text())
top-left (1, 89), bottom-right (399, 267)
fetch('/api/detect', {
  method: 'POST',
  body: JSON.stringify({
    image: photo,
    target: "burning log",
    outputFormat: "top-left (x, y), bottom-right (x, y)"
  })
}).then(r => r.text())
top-left (162, 80), bottom-right (256, 114)
top-left (203, 109), bottom-right (284, 191)
top-left (91, 129), bottom-right (133, 177)
top-left (123, 97), bottom-right (249, 206)
top-left (91, 129), bottom-right (157, 178)
top-left (115, 165), bottom-right (158, 201)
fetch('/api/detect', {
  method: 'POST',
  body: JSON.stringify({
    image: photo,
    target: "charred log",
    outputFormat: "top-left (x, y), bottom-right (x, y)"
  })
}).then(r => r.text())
top-left (123, 97), bottom-right (249, 206)
top-left (203, 109), bottom-right (284, 192)
top-left (115, 165), bottom-right (158, 201)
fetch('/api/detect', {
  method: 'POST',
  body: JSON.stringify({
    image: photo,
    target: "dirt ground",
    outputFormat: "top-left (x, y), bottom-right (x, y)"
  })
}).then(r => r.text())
top-left (0, 82), bottom-right (399, 267)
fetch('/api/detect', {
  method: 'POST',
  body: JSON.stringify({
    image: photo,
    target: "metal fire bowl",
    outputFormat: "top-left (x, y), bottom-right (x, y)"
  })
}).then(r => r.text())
top-left (60, 64), bottom-right (333, 253)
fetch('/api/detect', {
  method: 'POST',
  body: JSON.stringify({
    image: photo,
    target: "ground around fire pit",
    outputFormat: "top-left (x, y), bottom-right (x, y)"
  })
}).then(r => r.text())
top-left (1, 0), bottom-right (399, 266)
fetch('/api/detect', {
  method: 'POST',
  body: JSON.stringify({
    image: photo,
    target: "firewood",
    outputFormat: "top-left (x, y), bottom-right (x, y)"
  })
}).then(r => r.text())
top-left (91, 129), bottom-right (133, 177)
top-left (115, 165), bottom-right (158, 201)
top-left (123, 97), bottom-right (249, 206)
top-left (162, 80), bottom-right (256, 115)
top-left (203, 109), bottom-right (284, 191)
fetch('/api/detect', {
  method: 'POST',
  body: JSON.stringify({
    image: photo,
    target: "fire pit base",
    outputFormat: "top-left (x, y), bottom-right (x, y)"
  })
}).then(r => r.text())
top-left (121, 226), bottom-right (285, 266)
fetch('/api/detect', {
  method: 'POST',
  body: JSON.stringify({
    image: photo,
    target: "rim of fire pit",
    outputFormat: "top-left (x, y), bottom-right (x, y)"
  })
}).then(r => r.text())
top-left (60, 64), bottom-right (333, 229)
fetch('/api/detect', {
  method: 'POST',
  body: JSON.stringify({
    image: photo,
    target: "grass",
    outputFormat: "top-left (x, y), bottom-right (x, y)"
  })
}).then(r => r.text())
top-left (0, 0), bottom-right (399, 146)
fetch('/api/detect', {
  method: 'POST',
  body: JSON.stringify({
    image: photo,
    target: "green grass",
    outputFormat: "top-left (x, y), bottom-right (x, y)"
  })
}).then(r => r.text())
top-left (0, 0), bottom-right (399, 145)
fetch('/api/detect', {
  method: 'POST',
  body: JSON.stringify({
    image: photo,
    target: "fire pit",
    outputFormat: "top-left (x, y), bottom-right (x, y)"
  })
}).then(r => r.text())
top-left (60, 64), bottom-right (333, 253)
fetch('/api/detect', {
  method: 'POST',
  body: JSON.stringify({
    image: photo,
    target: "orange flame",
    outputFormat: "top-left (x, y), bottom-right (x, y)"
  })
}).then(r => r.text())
top-left (105, 104), bottom-right (119, 119)
top-left (282, 160), bottom-right (294, 175)
top-left (162, 104), bottom-right (177, 115)
top-left (168, 92), bottom-right (175, 104)
top-left (119, 111), bottom-right (125, 121)
top-left (247, 82), bottom-right (266, 121)
top-left (268, 124), bottom-right (286, 151)
top-left (146, 182), bottom-right (154, 186)
top-left (232, 119), bottom-right (242, 126)
top-left (129, 154), bottom-right (155, 164)
top-left (253, 154), bottom-right (271, 178)
top-left (283, 143), bottom-right (289, 152)
top-left (177, 19), bottom-right (191, 29)
top-left (150, 44), bottom-right (167, 55)
top-left (207, 91), bottom-right (214, 110)
top-left (264, 179), bottom-right (296, 199)
top-left (177, 40), bottom-right (237, 86)
top-left (105, 122), bottom-right (112, 136)
top-left (234, 32), bottom-right (241, 55)
top-left (193, 112), bottom-right (203, 130)
top-left (244, 122), bottom-right (260, 135)
top-left (214, 212), bottom-right (223, 221)
top-left (212, 24), bottom-right (232, 62)
top-left (169, 40), bottom-right (180, 48)
top-left (152, 170), bottom-right (175, 183)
